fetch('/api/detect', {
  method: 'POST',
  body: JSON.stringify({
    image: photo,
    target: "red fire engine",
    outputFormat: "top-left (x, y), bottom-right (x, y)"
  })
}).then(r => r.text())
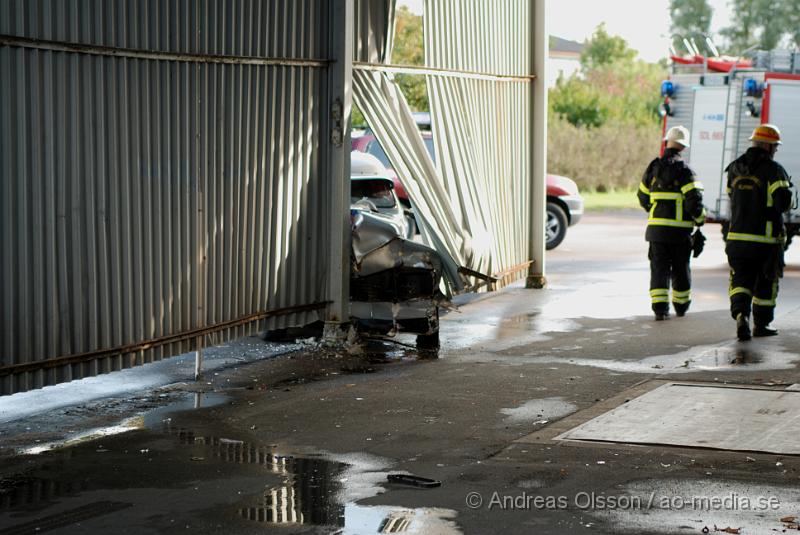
top-left (661, 42), bottom-right (800, 237)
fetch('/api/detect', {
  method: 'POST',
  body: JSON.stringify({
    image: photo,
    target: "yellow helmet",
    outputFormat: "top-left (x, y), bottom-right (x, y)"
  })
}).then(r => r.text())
top-left (749, 124), bottom-right (782, 145)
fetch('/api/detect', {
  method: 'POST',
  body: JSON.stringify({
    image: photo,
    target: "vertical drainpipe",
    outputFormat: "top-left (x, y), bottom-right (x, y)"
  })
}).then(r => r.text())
top-left (526, 0), bottom-right (548, 289)
top-left (323, 0), bottom-right (354, 339)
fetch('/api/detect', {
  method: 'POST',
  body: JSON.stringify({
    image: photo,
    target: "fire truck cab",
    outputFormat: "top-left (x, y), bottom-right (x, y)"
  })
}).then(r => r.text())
top-left (661, 49), bottom-right (800, 240)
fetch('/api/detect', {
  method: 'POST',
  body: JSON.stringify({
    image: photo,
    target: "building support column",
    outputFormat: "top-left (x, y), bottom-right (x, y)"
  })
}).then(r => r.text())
top-left (526, 0), bottom-right (548, 289)
top-left (324, 0), bottom-right (354, 339)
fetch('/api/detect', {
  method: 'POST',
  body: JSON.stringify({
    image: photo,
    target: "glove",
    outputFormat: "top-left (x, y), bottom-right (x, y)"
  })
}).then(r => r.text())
top-left (691, 230), bottom-right (706, 258)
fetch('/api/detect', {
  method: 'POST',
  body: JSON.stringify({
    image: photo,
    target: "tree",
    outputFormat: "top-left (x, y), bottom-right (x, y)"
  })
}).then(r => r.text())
top-left (392, 6), bottom-right (428, 112)
top-left (670, 0), bottom-right (712, 38)
top-left (393, 5), bottom-right (423, 66)
top-left (669, 0), bottom-right (713, 55)
top-left (550, 76), bottom-right (609, 128)
top-left (778, 0), bottom-right (800, 48)
top-left (720, 0), bottom-right (800, 53)
top-left (580, 23), bottom-right (637, 71)
top-left (551, 25), bottom-right (665, 129)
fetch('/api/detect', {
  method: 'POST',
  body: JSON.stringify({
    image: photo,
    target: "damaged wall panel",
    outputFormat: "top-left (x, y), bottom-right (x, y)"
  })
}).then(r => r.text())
top-left (425, 0), bottom-right (534, 284)
top-left (352, 0), bottom-right (538, 289)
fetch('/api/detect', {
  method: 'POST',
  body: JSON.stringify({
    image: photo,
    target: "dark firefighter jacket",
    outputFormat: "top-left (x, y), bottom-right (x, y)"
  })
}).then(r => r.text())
top-left (725, 147), bottom-right (792, 245)
top-left (638, 148), bottom-right (706, 242)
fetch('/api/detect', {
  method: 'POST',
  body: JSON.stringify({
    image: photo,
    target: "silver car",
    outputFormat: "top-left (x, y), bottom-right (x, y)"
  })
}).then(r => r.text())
top-left (349, 152), bottom-right (442, 351)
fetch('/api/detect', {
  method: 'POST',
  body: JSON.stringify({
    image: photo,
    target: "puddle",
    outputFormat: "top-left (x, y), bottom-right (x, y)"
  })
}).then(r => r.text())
top-left (140, 391), bottom-right (229, 428)
top-left (530, 342), bottom-right (798, 375)
top-left (1, 423), bottom-right (461, 534)
top-left (362, 339), bottom-right (435, 364)
top-left (9, 392), bottom-right (229, 455)
top-left (159, 427), bottom-right (461, 534)
top-left (0, 474), bottom-right (91, 511)
top-left (501, 397), bottom-right (578, 425)
top-left (589, 478), bottom-right (800, 534)
top-left (443, 313), bottom-right (581, 352)
top-left (0, 335), bottom-right (297, 426)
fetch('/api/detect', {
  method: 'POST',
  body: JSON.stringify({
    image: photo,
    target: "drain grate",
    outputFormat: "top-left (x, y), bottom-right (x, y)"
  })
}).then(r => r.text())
top-left (556, 383), bottom-right (800, 455)
top-left (0, 501), bottom-right (132, 535)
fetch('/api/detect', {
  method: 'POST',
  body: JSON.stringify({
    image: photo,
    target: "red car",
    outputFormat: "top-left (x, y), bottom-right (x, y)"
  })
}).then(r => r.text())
top-left (351, 132), bottom-right (583, 250)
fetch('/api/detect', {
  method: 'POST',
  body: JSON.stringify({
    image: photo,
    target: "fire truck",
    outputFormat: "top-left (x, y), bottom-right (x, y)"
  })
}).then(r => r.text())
top-left (660, 43), bottom-right (800, 238)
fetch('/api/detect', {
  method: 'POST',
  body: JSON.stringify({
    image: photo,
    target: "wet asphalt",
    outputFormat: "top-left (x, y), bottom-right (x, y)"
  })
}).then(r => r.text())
top-left (2, 210), bottom-right (800, 534)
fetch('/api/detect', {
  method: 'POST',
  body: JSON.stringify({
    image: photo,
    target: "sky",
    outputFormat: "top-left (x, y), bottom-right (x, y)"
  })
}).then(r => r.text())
top-left (398, 0), bottom-right (734, 63)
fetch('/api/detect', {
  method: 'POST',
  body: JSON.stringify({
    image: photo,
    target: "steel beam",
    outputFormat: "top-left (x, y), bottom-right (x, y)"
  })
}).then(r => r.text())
top-left (324, 0), bottom-right (354, 339)
top-left (527, 0), bottom-right (548, 289)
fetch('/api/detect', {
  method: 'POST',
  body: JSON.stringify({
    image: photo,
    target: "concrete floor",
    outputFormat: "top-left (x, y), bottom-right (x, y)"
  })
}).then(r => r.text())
top-left (2, 210), bottom-right (800, 534)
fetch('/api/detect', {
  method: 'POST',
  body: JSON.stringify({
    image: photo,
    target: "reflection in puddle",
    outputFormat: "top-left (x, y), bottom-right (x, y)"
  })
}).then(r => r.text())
top-left (362, 340), bottom-right (436, 364)
top-left (2, 422), bottom-right (461, 534)
top-left (0, 475), bottom-right (89, 511)
top-left (16, 392), bottom-right (228, 455)
top-left (165, 428), bottom-right (461, 534)
top-left (529, 342), bottom-right (796, 374)
top-left (141, 391), bottom-right (229, 428)
top-left (503, 313), bottom-right (539, 325)
top-left (238, 454), bottom-right (346, 526)
top-left (731, 347), bottom-right (762, 365)
top-left (444, 310), bottom-right (581, 352)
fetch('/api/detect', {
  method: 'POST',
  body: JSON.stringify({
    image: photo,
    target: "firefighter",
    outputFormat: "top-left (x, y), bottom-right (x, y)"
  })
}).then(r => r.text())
top-left (638, 125), bottom-right (706, 320)
top-left (724, 124), bottom-right (792, 341)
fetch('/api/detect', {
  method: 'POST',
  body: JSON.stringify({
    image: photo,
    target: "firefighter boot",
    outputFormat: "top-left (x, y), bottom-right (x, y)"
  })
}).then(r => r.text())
top-left (753, 324), bottom-right (778, 337)
top-left (736, 313), bottom-right (751, 341)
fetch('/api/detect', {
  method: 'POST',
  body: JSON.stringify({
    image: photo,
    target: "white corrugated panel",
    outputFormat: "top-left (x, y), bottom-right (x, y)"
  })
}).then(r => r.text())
top-left (352, 0), bottom-right (536, 287)
top-left (425, 0), bottom-right (532, 281)
top-left (352, 0), bottom-right (466, 290)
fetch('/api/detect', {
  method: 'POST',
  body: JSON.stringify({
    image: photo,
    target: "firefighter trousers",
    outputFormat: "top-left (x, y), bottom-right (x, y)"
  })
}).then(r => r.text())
top-left (726, 242), bottom-right (780, 327)
top-left (648, 240), bottom-right (692, 314)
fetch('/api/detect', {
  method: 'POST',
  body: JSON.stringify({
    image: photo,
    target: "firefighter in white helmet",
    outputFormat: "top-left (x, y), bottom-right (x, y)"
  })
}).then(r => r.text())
top-left (724, 124), bottom-right (792, 341)
top-left (638, 125), bottom-right (706, 320)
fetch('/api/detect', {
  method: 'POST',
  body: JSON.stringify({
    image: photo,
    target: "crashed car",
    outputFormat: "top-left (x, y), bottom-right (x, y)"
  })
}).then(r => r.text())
top-left (350, 152), bottom-right (443, 350)
top-left (351, 152), bottom-right (413, 239)
top-left (353, 128), bottom-right (584, 250)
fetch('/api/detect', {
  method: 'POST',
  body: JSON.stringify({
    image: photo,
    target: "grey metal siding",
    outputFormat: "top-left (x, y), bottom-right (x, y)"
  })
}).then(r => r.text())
top-left (0, 0), bottom-right (329, 394)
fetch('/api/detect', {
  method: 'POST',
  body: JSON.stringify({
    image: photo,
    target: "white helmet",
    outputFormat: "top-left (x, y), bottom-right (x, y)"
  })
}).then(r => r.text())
top-left (664, 125), bottom-right (691, 148)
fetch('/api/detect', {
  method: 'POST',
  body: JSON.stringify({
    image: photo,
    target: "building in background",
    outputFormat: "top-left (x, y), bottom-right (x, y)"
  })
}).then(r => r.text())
top-left (548, 36), bottom-right (584, 86)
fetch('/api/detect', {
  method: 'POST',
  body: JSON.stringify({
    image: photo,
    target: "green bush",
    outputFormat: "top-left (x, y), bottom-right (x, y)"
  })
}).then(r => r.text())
top-left (550, 76), bottom-right (609, 128)
top-left (550, 59), bottom-right (666, 129)
top-left (548, 25), bottom-right (668, 193)
top-left (548, 115), bottom-right (662, 192)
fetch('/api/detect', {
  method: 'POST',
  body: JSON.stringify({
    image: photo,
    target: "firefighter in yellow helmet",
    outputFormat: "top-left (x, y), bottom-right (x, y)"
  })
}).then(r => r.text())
top-left (725, 124), bottom-right (793, 341)
top-left (638, 126), bottom-right (706, 320)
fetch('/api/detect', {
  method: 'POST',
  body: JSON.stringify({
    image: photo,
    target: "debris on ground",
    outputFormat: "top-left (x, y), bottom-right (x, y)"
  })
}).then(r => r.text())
top-left (387, 473), bottom-right (442, 488)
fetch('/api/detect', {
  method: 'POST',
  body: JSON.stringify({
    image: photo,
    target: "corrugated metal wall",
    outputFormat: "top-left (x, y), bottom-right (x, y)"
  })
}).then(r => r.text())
top-left (425, 0), bottom-right (533, 283)
top-left (0, 0), bottom-right (330, 394)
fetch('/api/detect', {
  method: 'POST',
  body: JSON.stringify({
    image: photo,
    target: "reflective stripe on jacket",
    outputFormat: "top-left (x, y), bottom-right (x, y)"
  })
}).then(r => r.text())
top-left (638, 149), bottom-right (705, 242)
top-left (725, 147), bottom-right (792, 245)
